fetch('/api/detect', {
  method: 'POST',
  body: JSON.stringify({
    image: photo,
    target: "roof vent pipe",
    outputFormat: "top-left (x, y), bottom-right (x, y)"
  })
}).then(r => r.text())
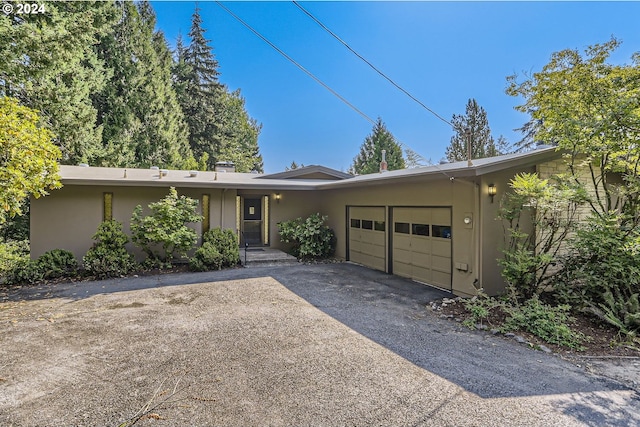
top-left (380, 149), bottom-right (388, 173)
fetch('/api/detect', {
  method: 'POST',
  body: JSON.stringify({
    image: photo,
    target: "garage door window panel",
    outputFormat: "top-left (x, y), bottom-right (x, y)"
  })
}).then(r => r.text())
top-left (412, 223), bottom-right (430, 236)
top-left (432, 225), bottom-right (452, 239)
top-left (351, 219), bottom-right (361, 228)
top-left (394, 222), bottom-right (410, 234)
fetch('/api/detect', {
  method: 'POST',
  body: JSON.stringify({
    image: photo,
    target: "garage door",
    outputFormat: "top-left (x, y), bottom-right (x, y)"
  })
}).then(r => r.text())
top-left (392, 207), bottom-right (452, 290)
top-left (348, 207), bottom-right (386, 272)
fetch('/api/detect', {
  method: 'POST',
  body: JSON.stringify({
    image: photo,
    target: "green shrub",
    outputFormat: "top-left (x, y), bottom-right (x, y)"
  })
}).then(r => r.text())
top-left (131, 187), bottom-right (201, 265)
top-left (0, 240), bottom-right (29, 284)
top-left (190, 242), bottom-right (224, 272)
top-left (501, 297), bottom-right (586, 350)
top-left (83, 220), bottom-right (137, 279)
top-left (190, 228), bottom-right (239, 272)
top-left (277, 213), bottom-right (336, 259)
top-left (462, 292), bottom-right (504, 329)
top-left (556, 213), bottom-right (640, 338)
top-left (6, 248), bottom-right (77, 285)
top-left (36, 249), bottom-right (78, 279)
top-left (9, 258), bottom-right (43, 285)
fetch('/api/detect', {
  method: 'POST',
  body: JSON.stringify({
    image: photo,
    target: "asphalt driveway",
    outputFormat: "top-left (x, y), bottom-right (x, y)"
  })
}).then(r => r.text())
top-left (0, 263), bottom-right (638, 426)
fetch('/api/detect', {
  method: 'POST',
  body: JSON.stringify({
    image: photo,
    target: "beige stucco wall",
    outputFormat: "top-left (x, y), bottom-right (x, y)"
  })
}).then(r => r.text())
top-left (31, 185), bottom-right (237, 262)
top-left (478, 166), bottom-right (536, 296)
top-left (240, 190), bottom-right (323, 250)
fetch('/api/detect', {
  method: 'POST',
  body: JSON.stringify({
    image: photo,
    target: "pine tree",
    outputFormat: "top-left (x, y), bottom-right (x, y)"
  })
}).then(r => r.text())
top-left (94, 1), bottom-right (192, 168)
top-left (349, 118), bottom-right (406, 175)
top-left (217, 90), bottom-right (264, 173)
top-left (445, 98), bottom-right (505, 162)
top-left (0, 1), bottom-right (117, 164)
top-left (179, 6), bottom-right (224, 170)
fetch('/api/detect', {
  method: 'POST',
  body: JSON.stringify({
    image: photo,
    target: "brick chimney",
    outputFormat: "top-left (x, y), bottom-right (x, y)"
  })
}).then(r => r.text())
top-left (380, 149), bottom-right (388, 173)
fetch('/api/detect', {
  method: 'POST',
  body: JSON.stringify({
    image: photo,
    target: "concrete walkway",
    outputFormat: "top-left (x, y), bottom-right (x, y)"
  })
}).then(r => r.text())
top-left (1, 263), bottom-right (638, 426)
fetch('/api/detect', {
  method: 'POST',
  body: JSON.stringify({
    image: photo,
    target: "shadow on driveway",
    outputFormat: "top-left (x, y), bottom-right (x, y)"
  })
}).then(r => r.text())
top-left (3, 262), bottom-right (637, 417)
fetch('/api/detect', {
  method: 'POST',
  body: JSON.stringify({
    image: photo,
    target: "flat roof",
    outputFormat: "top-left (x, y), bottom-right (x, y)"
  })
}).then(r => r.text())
top-left (58, 147), bottom-right (560, 191)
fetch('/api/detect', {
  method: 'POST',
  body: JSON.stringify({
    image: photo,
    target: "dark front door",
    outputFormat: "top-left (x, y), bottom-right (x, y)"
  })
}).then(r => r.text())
top-left (243, 198), bottom-right (262, 246)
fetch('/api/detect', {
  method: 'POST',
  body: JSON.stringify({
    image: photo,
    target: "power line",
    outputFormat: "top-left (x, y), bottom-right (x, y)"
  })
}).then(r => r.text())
top-left (214, 1), bottom-right (454, 179)
top-left (292, 0), bottom-right (453, 128)
top-left (214, 0), bottom-right (375, 126)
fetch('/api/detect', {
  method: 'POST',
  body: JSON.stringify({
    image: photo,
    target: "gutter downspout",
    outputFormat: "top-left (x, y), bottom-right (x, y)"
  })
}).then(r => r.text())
top-left (473, 180), bottom-right (481, 291)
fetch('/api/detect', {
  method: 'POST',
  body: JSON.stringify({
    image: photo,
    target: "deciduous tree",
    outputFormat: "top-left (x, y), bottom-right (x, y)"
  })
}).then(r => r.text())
top-left (506, 38), bottom-right (640, 223)
top-left (0, 97), bottom-right (61, 224)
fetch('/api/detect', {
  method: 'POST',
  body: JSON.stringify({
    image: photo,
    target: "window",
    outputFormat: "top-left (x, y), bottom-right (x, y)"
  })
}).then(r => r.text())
top-left (202, 194), bottom-right (210, 233)
top-left (394, 222), bottom-right (410, 234)
top-left (103, 192), bottom-right (113, 221)
top-left (350, 219), bottom-right (361, 228)
top-left (412, 223), bottom-right (430, 236)
top-left (374, 221), bottom-right (385, 232)
top-left (362, 220), bottom-right (373, 230)
top-left (432, 225), bottom-right (452, 239)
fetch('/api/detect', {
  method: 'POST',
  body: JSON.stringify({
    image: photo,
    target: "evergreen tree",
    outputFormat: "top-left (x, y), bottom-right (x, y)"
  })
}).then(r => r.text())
top-left (93, 1), bottom-right (192, 169)
top-left (217, 90), bottom-right (264, 172)
top-left (445, 98), bottom-right (505, 162)
top-left (286, 161), bottom-right (305, 171)
top-left (179, 6), bottom-right (224, 170)
top-left (349, 118), bottom-right (406, 175)
top-left (0, 1), bottom-right (117, 164)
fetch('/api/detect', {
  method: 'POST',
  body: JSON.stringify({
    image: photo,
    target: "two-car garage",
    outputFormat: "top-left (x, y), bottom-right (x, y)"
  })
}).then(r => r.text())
top-left (348, 206), bottom-right (452, 291)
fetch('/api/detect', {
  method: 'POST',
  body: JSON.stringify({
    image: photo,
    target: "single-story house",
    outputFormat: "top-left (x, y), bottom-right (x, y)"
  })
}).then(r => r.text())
top-left (30, 147), bottom-right (562, 297)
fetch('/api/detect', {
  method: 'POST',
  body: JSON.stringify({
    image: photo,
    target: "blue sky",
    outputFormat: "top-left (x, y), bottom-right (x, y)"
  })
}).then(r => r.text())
top-left (151, 1), bottom-right (640, 173)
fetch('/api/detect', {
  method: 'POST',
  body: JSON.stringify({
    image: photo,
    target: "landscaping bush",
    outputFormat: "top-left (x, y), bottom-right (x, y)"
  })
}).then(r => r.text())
top-left (501, 297), bottom-right (586, 350)
top-left (36, 249), bottom-right (78, 279)
top-left (83, 220), bottom-right (137, 279)
top-left (7, 248), bottom-right (77, 285)
top-left (131, 187), bottom-right (201, 265)
top-left (556, 213), bottom-right (640, 339)
top-left (190, 228), bottom-right (239, 272)
top-left (0, 239), bottom-right (29, 284)
top-left (277, 213), bottom-right (336, 259)
top-left (190, 242), bottom-right (224, 272)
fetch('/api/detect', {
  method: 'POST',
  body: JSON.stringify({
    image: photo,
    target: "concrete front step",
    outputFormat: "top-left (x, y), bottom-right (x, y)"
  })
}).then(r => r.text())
top-left (240, 247), bottom-right (298, 267)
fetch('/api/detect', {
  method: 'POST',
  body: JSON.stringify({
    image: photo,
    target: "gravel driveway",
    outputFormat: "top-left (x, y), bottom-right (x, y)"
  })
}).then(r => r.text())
top-left (1, 263), bottom-right (638, 426)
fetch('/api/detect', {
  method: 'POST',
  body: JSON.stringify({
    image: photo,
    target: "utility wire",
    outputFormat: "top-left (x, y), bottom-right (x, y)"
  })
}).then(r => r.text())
top-left (293, 0), bottom-right (453, 128)
top-left (214, 0), bottom-right (375, 126)
top-left (215, 1), bottom-right (454, 178)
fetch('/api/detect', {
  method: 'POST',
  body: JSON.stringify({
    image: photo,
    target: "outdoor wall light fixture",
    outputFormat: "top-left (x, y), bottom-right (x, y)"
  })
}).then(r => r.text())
top-left (275, 193), bottom-right (281, 203)
top-left (488, 184), bottom-right (497, 203)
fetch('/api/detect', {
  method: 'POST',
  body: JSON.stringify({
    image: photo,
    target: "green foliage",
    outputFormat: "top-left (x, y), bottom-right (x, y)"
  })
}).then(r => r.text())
top-left (349, 118), bottom-right (406, 175)
top-left (445, 98), bottom-right (508, 162)
top-left (501, 297), bottom-right (586, 350)
top-left (0, 240), bottom-right (29, 284)
top-left (9, 259), bottom-right (44, 285)
top-left (190, 228), bottom-right (240, 272)
top-left (277, 213), bottom-right (336, 259)
top-left (498, 172), bottom-right (588, 301)
top-left (0, 97), bottom-right (62, 223)
top-left (131, 188), bottom-right (200, 264)
top-left (190, 243), bottom-right (224, 272)
top-left (9, 248), bottom-right (78, 285)
top-left (83, 220), bottom-right (137, 279)
top-left (93, 1), bottom-right (191, 169)
top-left (556, 213), bottom-right (640, 338)
top-left (506, 38), bottom-right (640, 223)
top-left (461, 291), bottom-right (504, 329)
top-left (217, 90), bottom-right (264, 173)
top-left (36, 249), bottom-right (78, 279)
top-left (1, 1), bottom-right (117, 164)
